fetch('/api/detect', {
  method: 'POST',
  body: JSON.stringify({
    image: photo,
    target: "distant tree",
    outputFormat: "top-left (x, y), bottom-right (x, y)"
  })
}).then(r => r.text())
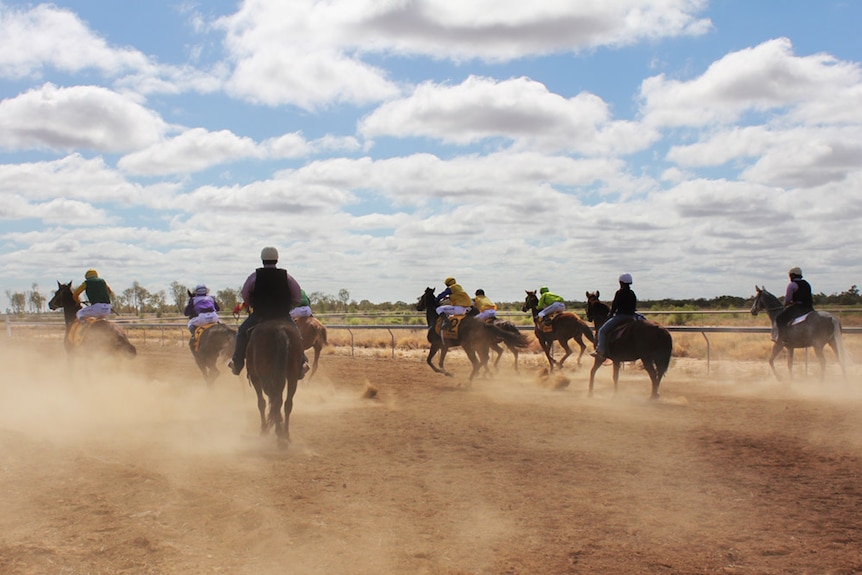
top-left (170, 281), bottom-right (188, 314)
top-left (216, 287), bottom-right (240, 311)
top-left (6, 290), bottom-right (26, 314)
top-left (29, 283), bottom-right (46, 313)
top-left (130, 281), bottom-right (150, 315)
top-left (338, 288), bottom-right (350, 310)
top-left (147, 290), bottom-right (167, 316)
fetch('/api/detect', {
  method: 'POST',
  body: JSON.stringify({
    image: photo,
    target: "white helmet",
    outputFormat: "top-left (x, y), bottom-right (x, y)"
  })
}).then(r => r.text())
top-left (260, 246), bottom-right (279, 261)
top-left (619, 273), bottom-right (633, 284)
top-left (194, 284), bottom-right (208, 295)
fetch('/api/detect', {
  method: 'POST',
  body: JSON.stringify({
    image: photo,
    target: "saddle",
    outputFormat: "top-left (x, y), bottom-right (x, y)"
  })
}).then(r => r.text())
top-left (68, 317), bottom-right (100, 346)
top-left (537, 311), bottom-right (562, 333)
top-left (191, 322), bottom-right (218, 352)
top-left (788, 311), bottom-right (814, 327)
top-left (436, 314), bottom-right (466, 340)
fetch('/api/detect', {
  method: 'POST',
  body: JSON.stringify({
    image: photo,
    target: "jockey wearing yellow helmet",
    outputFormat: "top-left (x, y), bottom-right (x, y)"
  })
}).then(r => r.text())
top-left (435, 277), bottom-right (472, 329)
top-left (72, 268), bottom-right (114, 320)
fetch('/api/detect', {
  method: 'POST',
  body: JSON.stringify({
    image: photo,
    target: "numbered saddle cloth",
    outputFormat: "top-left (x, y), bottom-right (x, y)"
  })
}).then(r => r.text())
top-left (436, 314), bottom-right (466, 339)
top-left (192, 322), bottom-right (218, 352)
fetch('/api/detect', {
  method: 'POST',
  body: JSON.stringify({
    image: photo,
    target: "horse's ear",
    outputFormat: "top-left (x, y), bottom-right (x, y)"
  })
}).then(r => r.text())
top-left (596, 290), bottom-right (600, 298)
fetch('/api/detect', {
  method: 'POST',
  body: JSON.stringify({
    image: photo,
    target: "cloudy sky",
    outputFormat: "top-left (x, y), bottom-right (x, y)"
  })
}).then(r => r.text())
top-left (1, 0), bottom-right (861, 305)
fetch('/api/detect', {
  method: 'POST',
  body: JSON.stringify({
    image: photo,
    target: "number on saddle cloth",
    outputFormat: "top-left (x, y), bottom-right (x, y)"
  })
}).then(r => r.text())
top-left (192, 322), bottom-right (218, 351)
top-left (436, 314), bottom-right (465, 339)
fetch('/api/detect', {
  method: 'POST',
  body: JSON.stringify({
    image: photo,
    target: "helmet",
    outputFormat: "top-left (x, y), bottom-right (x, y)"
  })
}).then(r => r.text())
top-left (85, 269), bottom-right (98, 279)
top-left (619, 273), bottom-right (633, 284)
top-left (194, 284), bottom-right (208, 296)
top-left (789, 266), bottom-right (802, 277)
top-left (539, 286), bottom-right (549, 294)
top-left (260, 246), bottom-right (279, 261)
top-left (475, 289), bottom-right (485, 296)
top-left (444, 277), bottom-right (456, 287)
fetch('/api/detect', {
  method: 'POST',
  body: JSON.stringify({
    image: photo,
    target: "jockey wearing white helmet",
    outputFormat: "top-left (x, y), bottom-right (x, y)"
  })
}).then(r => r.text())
top-left (593, 273), bottom-right (638, 358)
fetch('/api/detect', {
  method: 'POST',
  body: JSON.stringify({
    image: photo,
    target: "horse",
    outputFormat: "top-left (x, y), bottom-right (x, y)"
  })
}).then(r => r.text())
top-left (416, 287), bottom-right (529, 381)
top-left (583, 301), bottom-right (673, 398)
top-left (189, 322), bottom-right (236, 384)
top-left (48, 281), bottom-right (136, 359)
top-left (750, 286), bottom-right (846, 380)
top-left (245, 318), bottom-right (304, 447)
top-left (294, 315), bottom-right (327, 379)
top-left (585, 291), bottom-right (610, 335)
top-left (522, 290), bottom-right (595, 371)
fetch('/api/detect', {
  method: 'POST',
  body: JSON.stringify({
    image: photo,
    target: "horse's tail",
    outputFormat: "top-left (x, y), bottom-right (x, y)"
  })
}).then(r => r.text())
top-left (654, 326), bottom-right (673, 379)
top-left (487, 323), bottom-right (530, 348)
top-left (830, 315), bottom-right (848, 369)
top-left (580, 318), bottom-right (596, 345)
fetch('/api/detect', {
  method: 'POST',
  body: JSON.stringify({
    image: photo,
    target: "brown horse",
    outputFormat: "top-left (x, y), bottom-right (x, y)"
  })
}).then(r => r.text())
top-left (522, 290), bottom-right (595, 371)
top-left (294, 315), bottom-right (327, 379)
top-left (750, 286), bottom-right (846, 380)
top-left (189, 322), bottom-right (236, 384)
top-left (48, 281), bottom-right (136, 359)
top-left (585, 298), bottom-right (672, 399)
top-left (417, 287), bottom-right (529, 381)
top-left (487, 318), bottom-right (524, 371)
top-left (245, 318), bottom-right (304, 447)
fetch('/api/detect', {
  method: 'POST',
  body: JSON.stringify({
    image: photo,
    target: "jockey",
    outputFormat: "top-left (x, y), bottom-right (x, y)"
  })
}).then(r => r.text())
top-left (774, 266), bottom-right (814, 341)
top-left (473, 289), bottom-right (497, 321)
top-left (593, 273), bottom-right (638, 358)
top-left (290, 289), bottom-right (314, 319)
top-left (72, 269), bottom-right (114, 320)
top-left (536, 286), bottom-right (565, 325)
top-left (435, 277), bottom-right (472, 329)
top-left (229, 247), bottom-right (309, 378)
top-left (184, 284), bottom-right (221, 335)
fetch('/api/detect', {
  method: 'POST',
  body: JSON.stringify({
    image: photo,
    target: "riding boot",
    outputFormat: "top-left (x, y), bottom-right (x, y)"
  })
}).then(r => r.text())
top-left (441, 313), bottom-right (452, 331)
top-left (299, 352), bottom-right (310, 379)
top-left (230, 317), bottom-right (253, 375)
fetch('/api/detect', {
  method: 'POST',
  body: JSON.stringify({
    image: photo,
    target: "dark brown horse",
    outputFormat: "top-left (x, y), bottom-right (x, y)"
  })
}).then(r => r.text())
top-left (487, 318), bottom-right (524, 371)
top-left (48, 281), bottom-right (136, 359)
top-left (417, 287), bottom-right (529, 381)
top-left (245, 318), bottom-right (304, 447)
top-left (522, 290), bottom-right (595, 371)
top-left (585, 297), bottom-right (672, 399)
top-left (189, 322), bottom-right (236, 384)
top-left (750, 286), bottom-right (846, 380)
top-left (294, 315), bottom-right (327, 379)
top-left (585, 291), bottom-right (610, 335)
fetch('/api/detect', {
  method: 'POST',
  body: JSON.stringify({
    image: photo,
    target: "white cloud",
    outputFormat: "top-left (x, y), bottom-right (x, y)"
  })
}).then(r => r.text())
top-left (640, 38), bottom-right (862, 128)
top-left (359, 76), bottom-right (658, 155)
top-left (0, 84), bottom-right (167, 153)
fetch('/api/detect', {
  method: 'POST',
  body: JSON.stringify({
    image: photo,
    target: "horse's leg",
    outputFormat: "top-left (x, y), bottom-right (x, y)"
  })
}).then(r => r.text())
top-left (282, 376), bottom-right (298, 447)
top-left (438, 346), bottom-right (453, 377)
top-left (814, 345), bottom-right (828, 381)
top-left (767, 342), bottom-right (784, 380)
top-left (573, 334), bottom-right (588, 365)
top-left (252, 380), bottom-right (268, 433)
top-left (786, 348), bottom-right (794, 380)
top-left (556, 337), bottom-right (573, 368)
top-left (464, 345), bottom-right (481, 382)
top-left (539, 332), bottom-right (556, 371)
top-left (507, 343), bottom-right (519, 372)
top-left (642, 359), bottom-right (661, 400)
top-left (588, 356), bottom-right (603, 396)
top-left (268, 386), bottom-right (285, 443)
top-left (491, 342), bottom-right (504, 369)
top-left (612, 361), bottom-right (621, 395)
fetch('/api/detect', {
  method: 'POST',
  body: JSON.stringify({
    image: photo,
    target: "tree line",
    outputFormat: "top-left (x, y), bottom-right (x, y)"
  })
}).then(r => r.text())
top-left (6, 282), bottom-right (862, 317)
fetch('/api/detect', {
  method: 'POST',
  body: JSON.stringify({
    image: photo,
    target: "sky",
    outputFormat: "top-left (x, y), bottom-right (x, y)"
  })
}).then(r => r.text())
top-left (1, 0), bottom-right (861, 306)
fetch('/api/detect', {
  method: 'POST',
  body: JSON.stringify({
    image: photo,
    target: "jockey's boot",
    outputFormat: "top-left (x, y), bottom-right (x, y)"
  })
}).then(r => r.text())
top-left (229, 358), bottom-right (243, 376)
top-left (542, 316), bottom-right (552, 326)
top-left (441, 314), bottom-right (452, 331)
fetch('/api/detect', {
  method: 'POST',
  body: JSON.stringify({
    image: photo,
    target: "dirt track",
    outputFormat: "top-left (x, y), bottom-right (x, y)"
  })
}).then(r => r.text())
top-left (1, 338), bottom-right (861, 575)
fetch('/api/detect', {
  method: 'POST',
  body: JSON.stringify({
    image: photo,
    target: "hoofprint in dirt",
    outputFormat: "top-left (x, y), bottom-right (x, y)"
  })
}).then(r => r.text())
top-left (1, 338), bottom-right (861, 574)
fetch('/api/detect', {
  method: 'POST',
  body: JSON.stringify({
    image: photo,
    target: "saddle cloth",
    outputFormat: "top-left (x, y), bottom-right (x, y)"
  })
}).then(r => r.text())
top-left (68, 317), bottom-right (100, 346)
top-left (538, 311), bottom-right (562, 333)
top-left (436, 314), bottom-right (466, 340)
top-left (788, 311), bottom-right (813, 327)
top-left (192, 322), bottom-right (218, 352)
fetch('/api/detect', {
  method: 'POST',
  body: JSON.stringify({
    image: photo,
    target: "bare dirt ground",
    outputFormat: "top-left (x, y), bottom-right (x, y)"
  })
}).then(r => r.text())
top-left (1, 337), bottom-right (861, 575)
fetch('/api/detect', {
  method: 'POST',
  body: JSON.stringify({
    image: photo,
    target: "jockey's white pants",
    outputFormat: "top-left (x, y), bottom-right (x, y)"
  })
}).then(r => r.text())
top-left (189, 311), bottom-right (220, 330)
top-left (76, 303), bottom-right (111, 320)
top-left (290, 306), bottom-right (313, 318)
top-left (537, 301), bottom-right (565, 318)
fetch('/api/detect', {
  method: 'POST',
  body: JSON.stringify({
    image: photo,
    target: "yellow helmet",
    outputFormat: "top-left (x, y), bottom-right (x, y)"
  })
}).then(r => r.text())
top-left (445, 277), bottom-right (456, 287)
top-left (85, 269), bottom-right (98, 279)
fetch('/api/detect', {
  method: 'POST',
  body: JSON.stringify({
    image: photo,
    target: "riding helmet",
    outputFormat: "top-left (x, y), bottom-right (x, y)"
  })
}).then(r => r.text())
top-left (261, 246), bottom-right (279, 262)
top-left (475, 289), bottom-right (485, 296)
top-left (194, 284), bottom-right (209, 295)
top-left (445, 277), bottom-right (456, 286)
top-left (619, 273), bottom-right (633, 284)
top-left (789, 266), bottom-right (803, 278)
top-left (85, 269), bottom-right (98, 279)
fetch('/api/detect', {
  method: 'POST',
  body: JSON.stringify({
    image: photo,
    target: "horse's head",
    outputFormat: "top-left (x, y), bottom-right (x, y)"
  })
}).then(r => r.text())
top-left (750, 285), bottom-right (777, 316)
top-left (416, 287), bottom-right (435, 312)
top-left (522, 290), bottom-right (538, 313)
top-left (48, 281), bottom-right (75, 311)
